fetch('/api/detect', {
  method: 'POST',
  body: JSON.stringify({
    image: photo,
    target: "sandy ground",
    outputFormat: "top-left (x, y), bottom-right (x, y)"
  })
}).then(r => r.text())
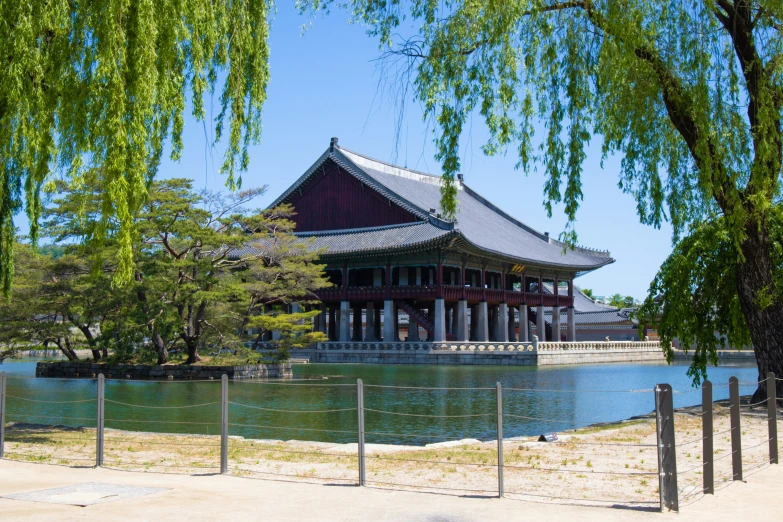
top-left (3, 401), bottom-right (778, 509)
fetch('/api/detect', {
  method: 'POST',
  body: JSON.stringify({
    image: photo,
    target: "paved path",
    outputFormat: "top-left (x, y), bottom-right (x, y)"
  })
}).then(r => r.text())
top-left (0, 459), bottom-right (779, 521)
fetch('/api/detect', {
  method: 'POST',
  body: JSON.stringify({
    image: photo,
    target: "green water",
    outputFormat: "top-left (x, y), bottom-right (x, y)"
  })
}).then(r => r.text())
top-left (1, 359), bottom-right (759, 444)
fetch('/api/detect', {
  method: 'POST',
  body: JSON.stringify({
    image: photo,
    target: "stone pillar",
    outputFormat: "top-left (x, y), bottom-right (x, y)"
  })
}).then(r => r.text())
top-left (445, 305), bottom-right (453, 336)
top-left (383, 300), bottom-right (395, 342)
top-left (407, 312), bottom-right (419, 342)
top-left (394, 305), bottom-right (400, 341)
top-left (339, 301), bottom-right (351, 342)
top-left (496, 303), bottom-right (509, 342)
top-left (318, 304), bottom-right (327, 334)
top-left (352, 306), bottom-right (363, 341)
top-left (507, 306), bottom-right (516, 341)
top-left (476, 301), bottom-right (489, 342)
top-left (456, 299), bottom-right (469, 341)
top-left (433, 298), bottom-right (446, 342)
top-left (374, 306), bottom-right (382, 340)
top-left (536, 305), bottom-right (546, 342)
top-left (567, 307), bottom-right (576, 342)
top-left (328, 306), bottom-right (337, 340)
top-left (518, 304), bottom-right (529, 342)
top-left (365, 302), bottom-right (376, 341)
top-left (552, 306), bottom-right (561, 342)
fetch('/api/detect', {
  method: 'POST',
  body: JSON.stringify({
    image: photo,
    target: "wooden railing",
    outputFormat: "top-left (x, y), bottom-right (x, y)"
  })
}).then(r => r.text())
top-left (313, 286), bottom-right (573, 306)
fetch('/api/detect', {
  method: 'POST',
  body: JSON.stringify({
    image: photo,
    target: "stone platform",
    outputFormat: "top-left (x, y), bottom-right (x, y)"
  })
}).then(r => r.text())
top-left (313, 341), bottom-right (664, 366)
top-left (35, 361), bottom-right (293, 380)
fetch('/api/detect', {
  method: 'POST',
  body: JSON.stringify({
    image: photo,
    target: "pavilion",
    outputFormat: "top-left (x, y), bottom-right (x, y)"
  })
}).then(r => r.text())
top-left (267, 138), bottom-right (615, 344)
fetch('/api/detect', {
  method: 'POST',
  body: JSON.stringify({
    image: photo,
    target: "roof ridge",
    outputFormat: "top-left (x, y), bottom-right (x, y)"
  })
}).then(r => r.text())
top-left (337, 146), bottom-right (445, 182)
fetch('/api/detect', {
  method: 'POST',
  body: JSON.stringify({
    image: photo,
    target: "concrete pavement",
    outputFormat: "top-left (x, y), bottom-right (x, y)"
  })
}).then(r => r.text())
top-left (0, 459), bottom-right (780, 521)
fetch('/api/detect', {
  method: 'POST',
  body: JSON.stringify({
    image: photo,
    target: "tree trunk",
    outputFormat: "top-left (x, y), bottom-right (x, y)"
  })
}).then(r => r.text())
top-left (184, 339), bottom-right (201, 365)
top-left (53, 337), bottom-right (78, 361)
top-left (150, 328), bottom-right (169, 365)
top-left (735, 227), bottom-right (783, 403)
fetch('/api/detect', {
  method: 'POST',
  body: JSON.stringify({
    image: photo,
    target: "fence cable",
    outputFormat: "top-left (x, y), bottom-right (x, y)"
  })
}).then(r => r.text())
top-left (504, 387), bottom-right (653, 394)
top-left (104, 399), bottom-right (220, 409)
top-left (365, 408), bottom-right (493, 418)
top-left (678, 435), bottom-right (708, 448)
top-left (7, 413), bottom-right (96, 422)
top-left (364, 455), bottom-right (493, 467)
top-left (228, 401), bottom-right (355, 414)
top-left (104, 418), bottom-right (218, 426)
top-left (502, 463), bottom-right (656, 475)
top-left (227, 422), bottom-right (356, 435)
top-left (6, 395), bottom-right (96, 404)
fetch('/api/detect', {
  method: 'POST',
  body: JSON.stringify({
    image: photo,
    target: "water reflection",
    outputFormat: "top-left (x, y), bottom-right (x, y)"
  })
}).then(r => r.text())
top-left (2, 359), bottom-right (760, 444)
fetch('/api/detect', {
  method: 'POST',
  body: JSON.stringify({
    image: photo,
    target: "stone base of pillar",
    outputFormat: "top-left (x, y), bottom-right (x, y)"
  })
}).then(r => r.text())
top-left (365, 302), bottom-right (376, 341)
top-left (407, 315), bottom-right (419, 342)
top-left (497, 303), bottom-right (509, 342)
top-left (433, 298), bottom-right (446, 342)
top-left (339, 301), bottom-right (351, 342)
top-left (567, 306), bottom-right (576, 342)
top-left (476, 301), bottom-right (489, 342)
top-left (383, 300), bottom-right (395, 342)
top-left (518, 305), bottom-right (529, 342)
top-left (536, 305), bottom-right (546, 342)
top-left (456, 300), bottom-right (468, 341)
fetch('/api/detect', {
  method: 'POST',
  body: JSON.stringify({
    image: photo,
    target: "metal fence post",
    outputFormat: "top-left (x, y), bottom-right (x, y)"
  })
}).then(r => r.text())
top-left (768, 372), bottom-right (778, 465)
top-left (655, 383), bottom-right (678, 512)
top-left (221, 374), bottom-right (228, 474)
top-left (96, 374), bottom-right (104, 467)
top-left (496, 382), bottom-right (504, 498)
top-left (357, 378), bottom-right (366, 486)
top-left (729, 376), bottom-right (742, 481)
top-left (0, 372), bottom-right (6, 459)
top-left (702, 379), bottom-right (714, 494)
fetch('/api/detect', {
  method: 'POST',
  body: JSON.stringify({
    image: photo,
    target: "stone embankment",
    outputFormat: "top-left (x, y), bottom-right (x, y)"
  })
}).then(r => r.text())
top-left (35, 361), bottom-right (292, 380)
top-left (312, 340), bottom-right (665, 365)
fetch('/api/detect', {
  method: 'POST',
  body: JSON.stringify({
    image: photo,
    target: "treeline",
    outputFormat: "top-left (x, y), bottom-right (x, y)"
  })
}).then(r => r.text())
top-left (0, 176), bottom-right (329, 365)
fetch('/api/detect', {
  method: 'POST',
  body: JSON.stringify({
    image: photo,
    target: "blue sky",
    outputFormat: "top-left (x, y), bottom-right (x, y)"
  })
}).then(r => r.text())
top-left (38, 4), bottom-right (676, 300)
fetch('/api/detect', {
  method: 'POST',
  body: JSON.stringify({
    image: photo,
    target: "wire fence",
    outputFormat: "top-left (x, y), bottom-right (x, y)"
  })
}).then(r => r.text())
top-left (0, 371), bottom-right (779, 513)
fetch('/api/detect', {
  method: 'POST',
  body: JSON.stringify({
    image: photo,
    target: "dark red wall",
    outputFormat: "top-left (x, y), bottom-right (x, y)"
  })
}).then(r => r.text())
top-left (285, 161), bottom-right (418, 231)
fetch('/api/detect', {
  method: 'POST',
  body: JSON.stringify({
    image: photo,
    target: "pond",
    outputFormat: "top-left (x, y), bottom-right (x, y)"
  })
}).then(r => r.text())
top-left (1, 358), bottom-right (760, 445)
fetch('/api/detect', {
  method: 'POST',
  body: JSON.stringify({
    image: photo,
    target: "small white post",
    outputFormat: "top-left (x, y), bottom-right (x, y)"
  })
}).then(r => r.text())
top-left (221, 374), bottom-right (228, 474)
top-left (357, 379), bottom-right (366, 486)
top-left (496, 382), bottom-right (504, 497)
top-left (96, 374), bottom-right (105, 467)
top-left (0, 372), bottom-right (6, 459)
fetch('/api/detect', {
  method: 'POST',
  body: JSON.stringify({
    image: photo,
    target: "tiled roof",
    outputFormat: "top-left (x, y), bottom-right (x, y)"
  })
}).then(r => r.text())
top-left (300, 222), bottom-right (454, 255)
top-left (268, 142), bottom-right (614, 271)
top-left (543, 308), bottom-right (637, 326)
top-left (234, 221), bottom-right (454, 258)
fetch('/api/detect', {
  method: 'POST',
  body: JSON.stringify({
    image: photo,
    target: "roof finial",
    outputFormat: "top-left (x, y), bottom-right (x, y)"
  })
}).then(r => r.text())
top-left (330, 137), bottom-right (339, 152)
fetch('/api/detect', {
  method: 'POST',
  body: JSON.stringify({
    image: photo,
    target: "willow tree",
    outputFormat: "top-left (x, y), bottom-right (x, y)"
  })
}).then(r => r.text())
top-left (0, 0), bottom-right (271, 295)
top-left (302, 0), bottom-right (783, 395)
